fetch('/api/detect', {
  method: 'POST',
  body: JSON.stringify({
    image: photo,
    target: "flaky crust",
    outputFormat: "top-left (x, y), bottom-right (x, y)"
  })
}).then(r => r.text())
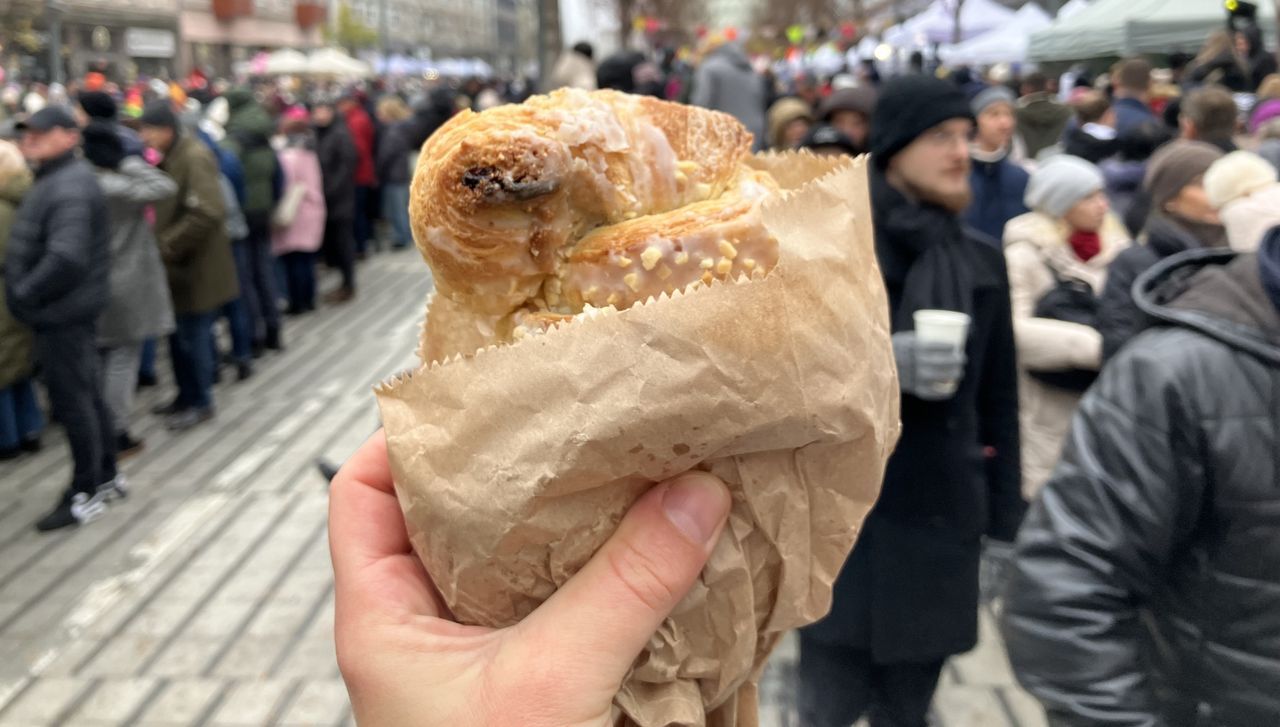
top-left (410, 89), bottom-right (755, 314)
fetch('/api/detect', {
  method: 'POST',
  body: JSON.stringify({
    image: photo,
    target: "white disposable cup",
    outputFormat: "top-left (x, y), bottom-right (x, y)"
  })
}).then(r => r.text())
top-left (912, 309), bottom-right (971, 396)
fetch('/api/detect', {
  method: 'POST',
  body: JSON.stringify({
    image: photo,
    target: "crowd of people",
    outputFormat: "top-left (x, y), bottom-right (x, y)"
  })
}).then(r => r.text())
top-left (0, 75), bottom-right (469, 530)
top-left (3, 21), bottom-right (1280, 727)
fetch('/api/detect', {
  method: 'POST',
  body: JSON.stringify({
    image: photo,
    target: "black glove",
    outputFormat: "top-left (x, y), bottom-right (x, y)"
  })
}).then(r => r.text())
top-left (892, 331), bottom-right (966, 401)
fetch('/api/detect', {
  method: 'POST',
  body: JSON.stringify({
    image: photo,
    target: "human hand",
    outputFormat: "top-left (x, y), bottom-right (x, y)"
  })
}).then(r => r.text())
top-left (329, 430), bottom-right (733, 727)
top-left (893, 330), bottom-right (967, 401)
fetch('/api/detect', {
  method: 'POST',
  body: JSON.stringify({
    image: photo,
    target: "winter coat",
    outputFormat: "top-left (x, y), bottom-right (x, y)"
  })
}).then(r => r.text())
top-left (1187, 52), bottom-right (1251, 92)
top-left (271, 142), bottom-right (326, 257)
top-left (223, 89), bottom-right (279, 216)
top-left (316, 120), bottom-right (358, 223)
top-left (1219, 182), bottom-right (1280, 253)
top-left (803, 167), bottom-right (1025, 663)
top-left (1112, 97), bottom-right (1158, 137)
top-left (375, 120), bottom-right (413, 187)
top-left (1258, 138), bottom-right (1280, 173)
top-left (547, 50), bottom-right (596, 91)
top-left (964, 153), bottom-right (1030, 243)
top-left (1016, 93), bottom-right (1072, 160)
top-left (1061, 126), bottom-right (1118, 164)
top-left (691, 44), bottom-right (767, 152)
top-left (1002, 247), bottom-right (1280, 727)
top-left (3, 152), bottom-right (111, 331)
top-left (1099, 158), bottom-right (1146, 235)
top-left (1099, 213), bottom-right (1226, 362)
top-left (1002, 211), bottom-right (1130, 497)
top-left (344, 104), bottom-right (377, 187)
top-left (94, 156), bottom-right (177, 348)
top-left (154, 134), bottom-right (239, 315)
top-left (0, 171), bottom-right (33, 388)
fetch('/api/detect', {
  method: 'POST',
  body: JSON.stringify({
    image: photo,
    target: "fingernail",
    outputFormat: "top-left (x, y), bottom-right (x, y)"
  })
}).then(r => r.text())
top-left (662, 473), bottom-right (730, 545)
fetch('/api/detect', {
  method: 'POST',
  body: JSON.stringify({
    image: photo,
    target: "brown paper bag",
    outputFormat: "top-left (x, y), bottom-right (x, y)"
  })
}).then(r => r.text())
top-left (376, 153), bottom-right (900, 726)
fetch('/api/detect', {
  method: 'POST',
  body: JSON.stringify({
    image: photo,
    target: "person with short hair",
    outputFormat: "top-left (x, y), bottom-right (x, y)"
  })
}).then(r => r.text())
top-left (1180, 84), bottom-right (1239, 152)
top-left (1111, 58), bottom-right (1158, 135)
top-left (1062, 90), bottom-right (1119, 163)
top-left (4, 106), bottom-right (123, 530)
top-left (818, 86), bottom-right (876, 154)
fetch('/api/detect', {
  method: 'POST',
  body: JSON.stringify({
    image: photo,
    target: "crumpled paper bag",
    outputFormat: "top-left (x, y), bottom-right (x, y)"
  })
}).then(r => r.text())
top-left (376, 153), bottom-right (900, 726)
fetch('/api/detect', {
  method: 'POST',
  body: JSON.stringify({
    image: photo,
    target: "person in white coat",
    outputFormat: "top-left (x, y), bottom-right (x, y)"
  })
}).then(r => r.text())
top-left (1002, 156), bottom-right (1131, 497)
top-left (1204, 150), bottom-right (1280, 252)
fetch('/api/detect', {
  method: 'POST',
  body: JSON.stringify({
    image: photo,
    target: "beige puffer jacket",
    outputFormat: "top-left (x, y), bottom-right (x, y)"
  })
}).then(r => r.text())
top-left (1003, 211), bottom-right (1131, 497)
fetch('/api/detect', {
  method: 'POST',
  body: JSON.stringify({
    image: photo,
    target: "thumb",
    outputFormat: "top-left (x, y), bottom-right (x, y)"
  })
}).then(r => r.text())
top-left (513, 472), bottom-right (732, 690)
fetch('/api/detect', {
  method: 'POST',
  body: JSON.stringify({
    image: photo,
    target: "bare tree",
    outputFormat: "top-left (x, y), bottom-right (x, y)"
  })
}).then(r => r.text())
top-left (952, 0), bottom-right (965, 44)
top-left (753, 0), bottom-right (840, 36)
top-left (605, 0), bottom-right (706, 48)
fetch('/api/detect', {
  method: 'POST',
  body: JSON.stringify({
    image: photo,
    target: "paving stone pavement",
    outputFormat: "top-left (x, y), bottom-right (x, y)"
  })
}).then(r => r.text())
top-left (0, 251), bottom-right (1045, 727)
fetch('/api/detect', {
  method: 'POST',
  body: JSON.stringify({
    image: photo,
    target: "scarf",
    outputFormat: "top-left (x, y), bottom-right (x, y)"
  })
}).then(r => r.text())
top-left (1068, 229), bottom-right (1102, 262)
top-left (1259, 227), bottom-right (1280, 315)
top-left (871, 167), bottom-right (980, 330)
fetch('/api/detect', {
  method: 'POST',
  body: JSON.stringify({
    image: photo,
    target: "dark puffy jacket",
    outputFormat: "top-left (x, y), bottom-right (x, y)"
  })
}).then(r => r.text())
top-left (1098, 213), bottom-right (1225, 362)
top-left (964, 154), bottom-right (1030, 244)
top-left (1099, 158), bottom-right (1146, 236)
top-left (1002, 247), bottom-right (1280, 727)
top-left (222, 89), bottom-right (278, 216)
top-left (3, 152), bottom-right (110, 330)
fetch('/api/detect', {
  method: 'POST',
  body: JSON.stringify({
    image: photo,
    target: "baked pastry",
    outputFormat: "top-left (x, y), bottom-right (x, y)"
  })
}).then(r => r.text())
top-left (410, 88), bottom-right (780, 359)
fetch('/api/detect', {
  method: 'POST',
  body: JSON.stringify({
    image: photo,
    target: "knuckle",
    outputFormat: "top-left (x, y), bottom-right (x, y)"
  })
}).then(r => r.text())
top-left (604, 538), bottom-right (680, 614)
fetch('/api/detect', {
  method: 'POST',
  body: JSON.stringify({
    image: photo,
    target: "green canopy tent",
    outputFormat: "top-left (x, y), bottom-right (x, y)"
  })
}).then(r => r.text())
top-left (1029, 0), bottom-right (1276, 61)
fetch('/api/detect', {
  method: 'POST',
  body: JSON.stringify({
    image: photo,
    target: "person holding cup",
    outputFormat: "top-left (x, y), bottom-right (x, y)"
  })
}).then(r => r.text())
top-left (799, 75), bottom-right (1026, 727)
top-left (1002, 156), bottom-right (1132, 498)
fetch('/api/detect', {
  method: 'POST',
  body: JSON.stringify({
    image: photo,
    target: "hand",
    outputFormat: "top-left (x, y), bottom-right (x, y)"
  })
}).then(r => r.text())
top-left (893, 330), bottom-right (966, 401)
top-left (330, 431), bottom-right (733, 727)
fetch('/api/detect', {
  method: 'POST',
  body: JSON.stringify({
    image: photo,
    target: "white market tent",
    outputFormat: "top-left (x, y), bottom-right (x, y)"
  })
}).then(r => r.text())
top-left (1056, 0), bottom-right (1091, 21)
top-left (940, 3), bottom-right (1053, 66)
top-left (306, 47), bottom-right (372, 78)
top-left (885, 0), bottom-right (1017, 48)
top-left (1029, 0), bottom-right (1276, 61)
top-left (263, 48), bottom-right (308, 75)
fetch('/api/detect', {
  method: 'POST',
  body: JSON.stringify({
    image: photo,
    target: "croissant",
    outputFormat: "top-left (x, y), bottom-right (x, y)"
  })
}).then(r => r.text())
top-left (409, 89), bottom-right (780, 359)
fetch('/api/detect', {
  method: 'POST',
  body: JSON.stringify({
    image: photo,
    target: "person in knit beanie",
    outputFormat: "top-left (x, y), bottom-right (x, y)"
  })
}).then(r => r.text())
top-left (1204, 150), bottom-right (1280, 252)
top-left (964, 84), bottom-right (1029, 242)
top-left (801, 73), bottom-right (1024, 727)
top-left (1002, 154), bottom-right (1131, 495)
top-left (1097, 140), bottom-right (1224, 361)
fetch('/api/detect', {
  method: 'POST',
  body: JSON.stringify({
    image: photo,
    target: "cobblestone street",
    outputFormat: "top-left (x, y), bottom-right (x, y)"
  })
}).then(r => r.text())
top-left (0, 251), bottom-right (1046, 727)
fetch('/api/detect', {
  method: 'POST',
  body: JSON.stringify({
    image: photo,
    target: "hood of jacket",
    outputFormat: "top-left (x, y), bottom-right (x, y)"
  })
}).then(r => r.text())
top-left (1135, 247), bottom-right (1280, 364)
top-left (708, 43), bottom-right (751, 71)
top-left (1017, 94), bottom-right (1070, 126)
top-left (1003, 209), bottom-right (1129, 258)
top-left (223, 88), bottom-right (255, 112)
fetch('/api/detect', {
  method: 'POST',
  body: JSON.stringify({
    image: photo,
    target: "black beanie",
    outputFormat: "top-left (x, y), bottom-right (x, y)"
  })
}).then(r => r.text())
top-left (82, 121), bottom-right (125, 170)
top-left (77, 91), bottom-right (117, 121)
top-left (869, 75), bottom-right (974, 170)
top-left (139, 100), bottom-right (179, 130)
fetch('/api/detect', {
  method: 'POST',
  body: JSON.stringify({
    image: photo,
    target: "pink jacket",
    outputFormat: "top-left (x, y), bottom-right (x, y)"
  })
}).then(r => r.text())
top-left (272, 144), bottom-right (326, 256)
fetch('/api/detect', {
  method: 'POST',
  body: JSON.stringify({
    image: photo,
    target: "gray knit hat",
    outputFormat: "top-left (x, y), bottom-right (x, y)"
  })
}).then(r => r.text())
top-left (1024, 155), bottom-right (1105, 217)
top-left (970, 85), bottom-right (1016, 117)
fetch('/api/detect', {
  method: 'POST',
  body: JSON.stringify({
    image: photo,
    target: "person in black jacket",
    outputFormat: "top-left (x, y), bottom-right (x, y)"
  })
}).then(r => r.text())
top-left (1002, 236), bottom-right (1280, 727)
top-left (1098, 141), bottom-right (1223, 362)
top-left (799, 75), bottom-right (1025, 727)
top-left (4, 106), bottom-right (123, 531)
top-left (1237, 24), bottom-right (1278, 92)
top-left (313, 99), bottom-right (359, 300)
